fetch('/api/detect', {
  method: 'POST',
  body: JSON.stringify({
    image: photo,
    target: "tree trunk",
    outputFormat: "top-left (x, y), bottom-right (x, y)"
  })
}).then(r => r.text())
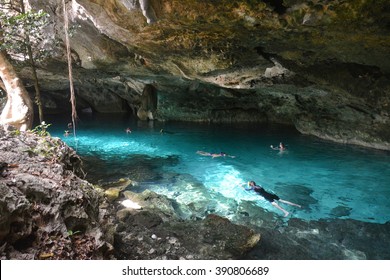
top-left (0, 51), bottom-right (34, 131)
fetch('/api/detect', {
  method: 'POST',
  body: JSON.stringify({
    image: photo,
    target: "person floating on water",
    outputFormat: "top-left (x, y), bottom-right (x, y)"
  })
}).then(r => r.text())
top-left (240, 181), bottom-right (301, 217)
top-left (196, 151), bottom-right (236, 158)
top-left (270, 142), bottom-right (287, 151)
top-left (160, 129), bottom-right (174, 134)
top-left (125, 127), bottom-right (132, 134)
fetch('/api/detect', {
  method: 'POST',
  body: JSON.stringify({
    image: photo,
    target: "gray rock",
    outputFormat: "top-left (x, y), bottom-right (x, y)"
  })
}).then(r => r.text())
top-left (4, 0), bottom-right (389, 150)
top-left (0, 128), bottom-right (115, 259)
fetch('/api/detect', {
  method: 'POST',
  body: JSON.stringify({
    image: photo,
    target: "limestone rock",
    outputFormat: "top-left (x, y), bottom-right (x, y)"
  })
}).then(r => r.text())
top-left (114, 209), bottom-right (261, 259)
top-left (0, 128), bottom-right (115, 259)
top-left (6, 0), bottom-right (389, 149)
top-left (114, 189), bottom-right (261, 259)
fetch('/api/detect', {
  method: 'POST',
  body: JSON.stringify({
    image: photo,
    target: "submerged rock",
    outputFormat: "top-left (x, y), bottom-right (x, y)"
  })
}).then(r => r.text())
top-left (330, 205), bottom-right (352, 218)
top-left (101, 178), bottom-right (134, 202)
top-left (246, 218), bottom-right (390, 260)
top-left (114, 208), bottom-right (261, 260)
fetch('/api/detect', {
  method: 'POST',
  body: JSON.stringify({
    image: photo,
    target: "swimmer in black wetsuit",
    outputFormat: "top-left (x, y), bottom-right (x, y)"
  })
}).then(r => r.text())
top-left (241, 181), bottom-right (301, 217)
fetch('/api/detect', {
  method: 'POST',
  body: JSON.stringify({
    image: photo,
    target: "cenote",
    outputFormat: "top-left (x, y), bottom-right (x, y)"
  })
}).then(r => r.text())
top-left (46, 113), bottom-right (390, 226)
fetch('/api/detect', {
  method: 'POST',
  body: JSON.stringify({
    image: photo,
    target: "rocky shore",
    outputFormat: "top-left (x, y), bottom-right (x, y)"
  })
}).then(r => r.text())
top-left (0, 128), bottom-right (260, 259)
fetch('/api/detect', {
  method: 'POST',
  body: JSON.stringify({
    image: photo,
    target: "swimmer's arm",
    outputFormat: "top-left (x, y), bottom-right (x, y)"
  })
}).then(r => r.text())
top-left (237, 182), bottom-right (251, 190)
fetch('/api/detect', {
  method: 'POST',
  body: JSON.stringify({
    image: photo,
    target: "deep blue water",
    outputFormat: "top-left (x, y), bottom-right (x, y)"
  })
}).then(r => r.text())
top-left (47, 113), bottom-right (390, 224)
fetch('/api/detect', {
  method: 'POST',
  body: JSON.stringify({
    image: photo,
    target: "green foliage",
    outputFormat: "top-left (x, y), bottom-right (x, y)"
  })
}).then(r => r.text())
top-left (0, 2), bottom-right (53, 62)
top-left (67, 230), bottom-right (82, 237)
top-left (25, 133), bottom-right (66, 161)
top-left (10, 129), bottom-right (21, 136)
top-left (30, 121), bottom-right (51, 137)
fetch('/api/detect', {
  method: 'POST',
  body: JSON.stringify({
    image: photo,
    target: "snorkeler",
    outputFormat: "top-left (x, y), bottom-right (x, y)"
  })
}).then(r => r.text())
top-left (196, 151), bottom-right (236, 158)
top-left (240, 181), bottom-right (301, 217)
top-left (270, 142), bottom-right (287, 151)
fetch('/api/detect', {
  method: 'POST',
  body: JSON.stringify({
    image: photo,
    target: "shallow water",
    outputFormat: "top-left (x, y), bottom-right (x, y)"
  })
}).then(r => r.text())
top-left (47, 113), bottom-right (390, 224)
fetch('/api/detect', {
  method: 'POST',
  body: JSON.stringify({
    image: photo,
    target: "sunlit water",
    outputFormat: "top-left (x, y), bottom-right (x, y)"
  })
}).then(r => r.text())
top-left (47, 114), bottom-right (390, 224)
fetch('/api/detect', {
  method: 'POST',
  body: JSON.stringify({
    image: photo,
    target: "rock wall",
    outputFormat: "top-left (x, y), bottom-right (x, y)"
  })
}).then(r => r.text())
top-left (2, 0), bottom-right (389, 149)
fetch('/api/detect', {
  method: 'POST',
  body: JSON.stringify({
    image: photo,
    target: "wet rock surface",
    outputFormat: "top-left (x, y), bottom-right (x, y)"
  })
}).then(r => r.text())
top-left (110, 187), bottom-right (262, 259)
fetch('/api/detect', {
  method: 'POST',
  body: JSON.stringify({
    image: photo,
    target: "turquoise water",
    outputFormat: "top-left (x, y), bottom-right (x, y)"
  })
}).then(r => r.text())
top-left (47, 114), bottom-right (390, 224)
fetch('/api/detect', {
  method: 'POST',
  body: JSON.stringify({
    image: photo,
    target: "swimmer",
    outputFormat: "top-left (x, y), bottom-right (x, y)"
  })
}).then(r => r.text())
top-left (64, 130), bottom-right (70, 137)
top-left (160, 129), bottom-right (174, 134)
top-left (270, 142), bottom-right (287, 151)
top-left (240, 181), bottom-right (301, 217)
top-left (196, 151), bottom-right (236, 158)
top-left (125, 127), bottom-right (132, 134)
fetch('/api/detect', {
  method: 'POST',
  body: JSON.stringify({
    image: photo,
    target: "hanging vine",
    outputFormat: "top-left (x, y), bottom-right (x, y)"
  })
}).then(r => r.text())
top-left (62, 0), bottom-right (77, 137)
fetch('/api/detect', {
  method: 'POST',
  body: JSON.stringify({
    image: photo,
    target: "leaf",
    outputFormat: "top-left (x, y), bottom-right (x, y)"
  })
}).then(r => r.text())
top-left (39, 252), bottom-right (54, 259)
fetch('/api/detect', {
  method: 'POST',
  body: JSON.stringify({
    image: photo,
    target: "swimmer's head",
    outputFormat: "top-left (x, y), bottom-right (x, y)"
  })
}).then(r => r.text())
top-left (248, 181), bottom-right (256, 187)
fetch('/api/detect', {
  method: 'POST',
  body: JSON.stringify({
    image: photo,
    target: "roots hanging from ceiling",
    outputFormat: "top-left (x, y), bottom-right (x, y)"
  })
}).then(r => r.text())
top-left (62, 0), bottom-right (77, 137)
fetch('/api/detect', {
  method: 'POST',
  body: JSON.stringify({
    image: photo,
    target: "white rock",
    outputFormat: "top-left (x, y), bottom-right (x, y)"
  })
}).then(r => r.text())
top-left (121, 199), bottom-right (142, 209)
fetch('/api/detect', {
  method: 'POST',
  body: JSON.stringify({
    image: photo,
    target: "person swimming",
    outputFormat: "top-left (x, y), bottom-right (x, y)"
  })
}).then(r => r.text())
top-left (196, 151), bottom-right (236, 158)
top-left (240, 181), bottom-right (301, 217)
top-left (270, 142), bottom-right (287, 151)
top-left (125, 127), bottom-right (132, 134)
top-left (160, 129), bottom-right (174, 134)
